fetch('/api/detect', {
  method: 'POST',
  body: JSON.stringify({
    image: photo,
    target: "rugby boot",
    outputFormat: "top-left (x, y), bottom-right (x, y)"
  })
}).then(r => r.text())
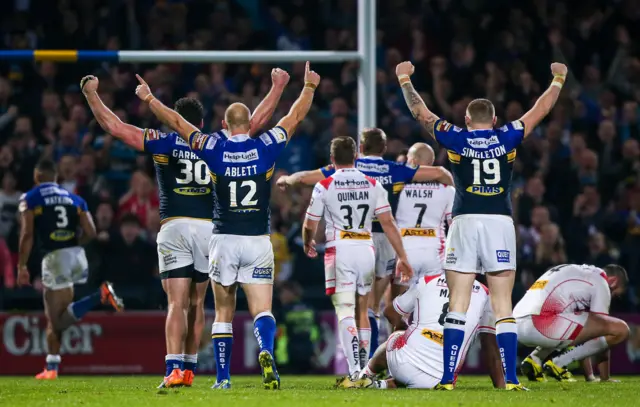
top-left (182, 369), bottom-right (194, 387)
top-left (211, 379), bottom-right (231, 389)
top-left (158, 368), bottom-right (183, 388)
top-left (258, 350), bottom-right (280, 390)
top-left (521, 356), bottom-right (546, 382)
top-left (335, 373), bottom-right (359, 389)
top-left (506, 382), bottom-right (530, 391)
top-left (35, 369), bottom-right (57, 380)
top-left (434, 383), bottom-right (454, 390)
top-left (543, 360), bottom-right (576, 382)
top-left (100, 281), bottom-right (124, 312)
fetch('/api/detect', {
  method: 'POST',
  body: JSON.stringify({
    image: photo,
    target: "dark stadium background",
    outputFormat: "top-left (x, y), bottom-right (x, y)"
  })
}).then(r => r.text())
top-left (0, 0), bottom-right (639, 375)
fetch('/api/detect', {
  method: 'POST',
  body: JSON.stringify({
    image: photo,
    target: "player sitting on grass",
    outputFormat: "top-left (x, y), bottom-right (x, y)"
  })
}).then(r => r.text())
top-left (17, 159), bottom-right (123, 380)
top-left (357, 273), bottom-right (504, 389)
top-left (514, 263), bottom-right (629, 383)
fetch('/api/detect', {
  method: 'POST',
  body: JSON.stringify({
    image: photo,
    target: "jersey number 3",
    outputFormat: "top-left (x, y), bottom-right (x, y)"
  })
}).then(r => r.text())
top-left (471, 158), bottom-right (501, 185)
top-left (54, 205), bottom-right (68, 228)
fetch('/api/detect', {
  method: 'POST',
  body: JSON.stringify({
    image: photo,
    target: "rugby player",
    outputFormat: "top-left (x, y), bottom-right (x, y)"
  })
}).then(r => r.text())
top-left (81, 71), bottom-right (288, 388)
top-left (134, 62), bottom-right (320, 390)
top-left (17, 159), bottom-right (123, 380)
top-left (395, 143), bottom-right (454, 283)
top-left (357, 273), bottom-right (504, 389)
top-left (277, 129), bottom-right (453, 356)
top-left (396, 60), bottom-right (568, 390)
top-left (302, 136), bottom-right (413, 387)
top-left (514, 264), bottom-right (629, 383)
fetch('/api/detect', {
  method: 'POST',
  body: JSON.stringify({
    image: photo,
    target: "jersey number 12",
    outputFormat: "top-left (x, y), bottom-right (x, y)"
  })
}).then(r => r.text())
top-left (229, 180), bottom-right (258, 207)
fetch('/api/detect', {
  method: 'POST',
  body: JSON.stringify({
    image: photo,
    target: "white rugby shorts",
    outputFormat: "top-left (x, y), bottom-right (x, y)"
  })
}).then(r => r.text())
top-left (41, 246), bottom-right (88, 290)
top-left (209, 234), bottom-right (274, 286)
top-left (372, 232), bottom-right (395, 279)
top-left (516, 312), bottom-right (588, 349)
top-left (157, 219), bottom-right (211, 277)
top-left (444, 214), bottom-right (516, 274)
top-left (385, 331), bottom-right (440, 389)
top-left (324, 243), bottom-right (375, 296)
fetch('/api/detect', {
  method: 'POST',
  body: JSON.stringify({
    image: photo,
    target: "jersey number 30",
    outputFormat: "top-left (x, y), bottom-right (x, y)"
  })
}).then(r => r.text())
top-left (176, 159), bottom-right (211, 185)
top-left (471, 158), bottom-right (501, 185)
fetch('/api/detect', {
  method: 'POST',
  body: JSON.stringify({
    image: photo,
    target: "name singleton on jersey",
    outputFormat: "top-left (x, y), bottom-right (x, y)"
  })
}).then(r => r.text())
top-left (461, 144), bottom-right (506, 159)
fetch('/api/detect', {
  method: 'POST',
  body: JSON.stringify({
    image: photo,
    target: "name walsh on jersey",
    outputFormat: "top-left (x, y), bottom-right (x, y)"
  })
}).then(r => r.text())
top-left (403, 189), bottom-right (434, 199)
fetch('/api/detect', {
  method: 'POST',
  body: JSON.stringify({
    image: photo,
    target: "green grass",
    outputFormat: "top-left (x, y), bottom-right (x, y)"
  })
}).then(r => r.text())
top-left (0, 375), bottom-right (638, 407)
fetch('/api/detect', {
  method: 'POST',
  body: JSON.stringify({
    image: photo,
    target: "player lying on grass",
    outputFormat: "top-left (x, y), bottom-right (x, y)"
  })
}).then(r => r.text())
top-left (356, 273), bottom-right (504, 389)
top-left (18, 159), bottom-right (123, 379)
top-left (302, 136), bottom-right (414, 387)
top-left (514, 263), bottom-right (629, 383)
top-left (81, 70), bottom-right (287, 388)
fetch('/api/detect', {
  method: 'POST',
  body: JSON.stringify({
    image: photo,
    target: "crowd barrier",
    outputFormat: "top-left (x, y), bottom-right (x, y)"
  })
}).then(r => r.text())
top-left (1, 312), bottom-right (639, 375)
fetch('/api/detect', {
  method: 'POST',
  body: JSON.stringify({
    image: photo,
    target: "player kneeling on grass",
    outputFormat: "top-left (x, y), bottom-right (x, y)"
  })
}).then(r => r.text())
top-left (357, 274), bottom-right (505, 390)
top-left (302, 136), bottom-right (414, 388)
top-left (17, 159), bottom-right (123, 379)
top-left (515, 264), bottom-right (629, 383)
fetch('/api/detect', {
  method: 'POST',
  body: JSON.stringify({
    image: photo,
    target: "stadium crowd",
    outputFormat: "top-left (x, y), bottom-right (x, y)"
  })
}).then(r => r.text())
top-left (0, 0), bottom-right (639, 313)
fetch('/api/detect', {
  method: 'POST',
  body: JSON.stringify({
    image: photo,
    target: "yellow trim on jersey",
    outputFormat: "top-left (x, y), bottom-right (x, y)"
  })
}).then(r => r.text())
top-left (266, 165), bottom-right (275, 181)
top-left (153, 154), bottom-right (169, 165)
top-left (447, 150), bottom-right (461, 164)
top-left (339, 231), bottom-right (371, 240)
top-left (392, 182), bottom-right (405, 194)
top-left (34, 206), bottom-right (43, 215)
top-left (161, 216), bottom-right (211, 225)
top-left (529, 280), bottom-right (548, 290)
top-left (507, 149), bottom-right (517, 163)
top-left (401, 228), bottom-right (436, 237)
top-left (209, 171), bottom-right (217, 184)
top-left (421, 328), bottom-right (444, 346)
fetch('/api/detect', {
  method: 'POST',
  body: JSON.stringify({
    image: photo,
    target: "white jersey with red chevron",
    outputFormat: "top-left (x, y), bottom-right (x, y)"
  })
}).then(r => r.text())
top-left (305, 167), bottom-right (391, 248)
top-left (390, 274), bottom-right (494, 380)
top-left (514, 264), bottom-right (612, 318)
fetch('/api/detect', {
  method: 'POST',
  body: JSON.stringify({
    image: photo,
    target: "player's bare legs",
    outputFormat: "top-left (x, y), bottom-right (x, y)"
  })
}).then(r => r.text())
top-left (182, 279), bottom-right (209, 386)
top-left (210, 282), bottom-right (236, 388)
top-left (438, 270), bottom-right (475, 389)
top-left (485, 270), bottom-right (522, 388)
top-left (544, 313), bottom-right (629, 381)
top-left (357, 337), bottom-right (401, 389)
top-left (242, 283), bottom-right (280, 390)
top-left (356, 292), bottom-right (372, 370)
top-left (39, 287), bottom-right (73, 379)
top-left (161, 277), bottom-right (191, 386)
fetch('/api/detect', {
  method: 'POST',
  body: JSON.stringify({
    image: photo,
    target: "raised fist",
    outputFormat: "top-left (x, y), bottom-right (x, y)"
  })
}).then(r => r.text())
top-left (271, 68), bottom-right (290, 89)
top-left (80, 75), bottom-right (99, 94)
top-left (551, 62), bottom-right (568, 76)
top-left (396, 61), bottom-right (415, 77)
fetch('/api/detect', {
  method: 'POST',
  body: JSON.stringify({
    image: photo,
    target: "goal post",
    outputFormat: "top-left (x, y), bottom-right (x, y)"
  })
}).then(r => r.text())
top-left (0, 0), bottom-right (376, 148)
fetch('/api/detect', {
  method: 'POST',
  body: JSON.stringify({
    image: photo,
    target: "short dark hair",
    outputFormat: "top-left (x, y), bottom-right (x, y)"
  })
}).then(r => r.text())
top-left (467, 98), bottom-right (495, 123)
top-left (603, 264), bottom-right (628, 288)
top-left (360, 128), bottom-right (386, 156)
top-left (35, 159), bottom-right (57, 180)
top-left (330, 136), bottom-right (357, 165)
top-left (175, 97), bottom-right (204, 128)
top-left (120, 213), bottom-right (141, 227)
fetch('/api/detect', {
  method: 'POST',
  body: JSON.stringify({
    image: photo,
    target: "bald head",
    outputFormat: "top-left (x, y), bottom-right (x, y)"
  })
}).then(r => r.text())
top-left (224, 103), bottom-right (251, 132)
top-left (407, 143), bottom-right (435, 166)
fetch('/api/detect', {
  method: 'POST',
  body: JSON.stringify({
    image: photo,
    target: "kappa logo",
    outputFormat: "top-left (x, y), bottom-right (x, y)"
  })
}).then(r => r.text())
top-left (222, 149), bottom-right (259, 163)
top-left (467, 135), bottom-right (500, 149)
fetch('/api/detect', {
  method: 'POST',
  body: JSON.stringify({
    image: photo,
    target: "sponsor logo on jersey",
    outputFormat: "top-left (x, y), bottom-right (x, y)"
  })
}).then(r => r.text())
top-left (356, 161), bottom-right (389, 174)
top-left (445, 247), bottom-right (457, 265)
top-left (205, 136), bottom-right (217, 150)
top-left (272, 127), bottom-right (287, 143)
top-left (146, 129), bottom-right (160, 141)
top-left (191, 133), bottom-right (208, 150)
top-left (420, 328), bottom-right (444, 346)
top-left (511, 120), bottom-right (524, 130)
top-left (529, 280), bottom-right (548, 290)
top-left (49, 230), bottom-right (75, 241)
top-left (159, 247), bottom-right (177, 267)
top-left (436, 121), bottom-right (452, 132)
top-left (466, 186), bottom-right (504, 196)
top-left (175, 137), bottom-right (189, 147)
top-left (401, 228), bottom-right (436, 237)
top-left (259, 133), bottom-right (273, 146)
top-left (339, 231), bottom-right (371, 240)
top-left (334, 179), bottom-right (370, 189)
top-left (222, 149), bottom-right (259, 163)
top-left (211, 260), bottom-right (220, 278)
top-left (453, 126), bottom-right (463, 132)
top-left (252, 267), bottom-right (273, 279)
top-left (173, 187), bottom-right (211, 196)
top-left (496, 250), bottom-right (510, 263)
top-left (466, 135), bottom-right (500, 149)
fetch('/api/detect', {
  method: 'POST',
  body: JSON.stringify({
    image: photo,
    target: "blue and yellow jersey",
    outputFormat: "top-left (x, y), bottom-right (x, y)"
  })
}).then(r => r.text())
top-left (320, 156), bottom-right (417, 233)
top-left (143, 129), bottom-right (213, 223)
top-left (433, 119), bottom-right (525, 217)
top-left (188, 127), bottom-right (288, 236)
top-left (20, 183), bottom-right (87, 254)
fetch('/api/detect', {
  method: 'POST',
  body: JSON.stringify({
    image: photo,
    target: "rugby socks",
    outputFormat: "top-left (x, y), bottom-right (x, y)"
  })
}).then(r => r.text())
top-left (368, 309), bottom-right (379, 358)
top-left (253, 311), bottom-right (276, 355)
top-left (183, 354), bottom-right (198, 373)
top-left (212, 322), bottom-right (233, 383)
top-left (529, 346), bottom-right (554, 366)
top-left (165, 354), bottom-right (184, 376)
top-left (68, 290), bottom-right (102, 320)
top-left (552, 337), bottom-right (608, 368)
top-left (496, 317), bottom-right (519, 384)
top-left (338, 316), bottom-right (361, 376)
top-left (441, 311), bottom-right (466, 384)
top-left (46, 354), bottom-right (61, 371)
top-left (358, 328), bottom-right (372, 370)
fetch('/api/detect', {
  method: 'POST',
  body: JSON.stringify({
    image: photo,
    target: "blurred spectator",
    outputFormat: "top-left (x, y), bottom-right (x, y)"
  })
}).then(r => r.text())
top-left (533, 223), bottom-right (568, 278)
top-left (118, 171), bottom-right (159, 228)
top-left (0, 171), bottom-right (21, 239)
top-left (586, 232), bottom-right (615, 268)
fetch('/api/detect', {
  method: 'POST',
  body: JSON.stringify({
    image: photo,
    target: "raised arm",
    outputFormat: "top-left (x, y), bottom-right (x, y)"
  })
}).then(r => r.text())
top-left (520, 63), bottom-right (568, 138)
top-left (396, 61), bottom-right (440, 138)
top-left (480, 333), bottom-right (506, 389)
top-left (17, 201), bottom-right (34, 286)
top-left (276, 61), bottom-right (320, 137)
top-left (249, 68), bottom-right (290, 135)
top-left (276, 169), bottom-right (326, 191)
top-left (413, 166), bottom-right (454, 186)
top-left (134, 74), bottom-right (198, 141)
top-left (81, 75), bottom-right (144, 151)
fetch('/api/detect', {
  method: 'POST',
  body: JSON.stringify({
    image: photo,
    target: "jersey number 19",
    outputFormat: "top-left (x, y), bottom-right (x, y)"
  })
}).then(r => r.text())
top-left (471, 158), bottom-right (501, 185)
